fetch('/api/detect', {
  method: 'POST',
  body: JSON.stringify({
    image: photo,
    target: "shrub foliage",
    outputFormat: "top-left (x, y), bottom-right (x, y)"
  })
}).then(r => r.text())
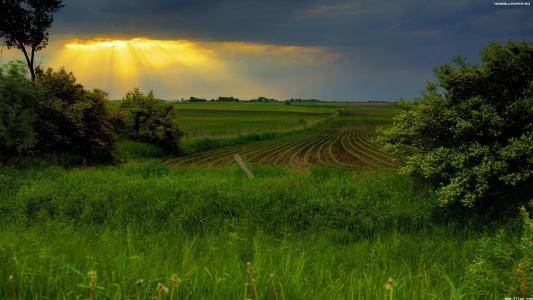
top-left (0, 62), bottom-right (116, 161)
top-left (380, 42), bottom-right (533, 209)
top-left (35, 67), bottom-right (116, 160)
top-left (120, 88), bottom-right (181, 152)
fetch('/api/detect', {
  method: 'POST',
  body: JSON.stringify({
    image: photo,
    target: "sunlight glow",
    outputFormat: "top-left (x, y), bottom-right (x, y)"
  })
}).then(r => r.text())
top-left (65, 38), bottom-right (210, 68)
top-left (54, 38), bottom-right (230, 97)
top-left (44, 37), bottom-right (338, 99)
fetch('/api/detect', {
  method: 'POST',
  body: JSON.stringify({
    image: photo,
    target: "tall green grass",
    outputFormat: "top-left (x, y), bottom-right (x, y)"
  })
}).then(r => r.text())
top-left (0, 162), bottom-right (528, 299)
top-left (114, 141), bottom-right (167, 161)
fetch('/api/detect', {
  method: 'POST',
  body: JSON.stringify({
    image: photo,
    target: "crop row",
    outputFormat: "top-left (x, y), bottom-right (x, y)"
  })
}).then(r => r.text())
top-left (168, 120), bottom-right (397, 169)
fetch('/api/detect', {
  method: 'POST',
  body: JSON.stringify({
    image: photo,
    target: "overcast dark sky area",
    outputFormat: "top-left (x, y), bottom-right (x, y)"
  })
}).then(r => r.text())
top-left (5, 0), bottom-right (533, 100)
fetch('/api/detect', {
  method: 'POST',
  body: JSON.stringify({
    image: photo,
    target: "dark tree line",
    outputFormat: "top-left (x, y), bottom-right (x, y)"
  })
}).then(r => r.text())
top-left (0, 62), bottom-right (182, 163)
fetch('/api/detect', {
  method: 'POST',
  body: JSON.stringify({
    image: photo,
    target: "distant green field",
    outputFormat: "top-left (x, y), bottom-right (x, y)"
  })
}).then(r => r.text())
top-left (174, 102), bottom-right (345, 113)
top-left (174, 102), bottom-right (398, 138)
top-left (170, 102), bottom-right (400, 167)
top-left (176, 109), bottom-right (328, 137)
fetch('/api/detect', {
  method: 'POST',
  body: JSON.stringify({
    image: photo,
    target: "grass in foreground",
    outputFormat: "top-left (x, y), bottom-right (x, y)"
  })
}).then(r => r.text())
top-left (0, 162), bottom-right (529, 299)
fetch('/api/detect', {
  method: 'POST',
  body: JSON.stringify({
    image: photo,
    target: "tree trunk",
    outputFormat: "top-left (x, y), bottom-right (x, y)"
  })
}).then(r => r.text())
top-left (30, 46), bottom-right (36, 81)
top-left (19, 43), bottom-right (35, 81)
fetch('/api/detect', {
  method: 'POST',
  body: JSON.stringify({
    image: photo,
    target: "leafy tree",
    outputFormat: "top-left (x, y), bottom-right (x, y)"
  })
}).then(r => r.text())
top-left (35, 68), bottom-right (116, 160)
top-left (0, 0), bottom-right (64, 80)
top-left (120, 88), bottom-right (181, 152)
top-left (379, 42), bottom-right (532, 210)
top-left (0, 61), bottom-right (38, 157)
top-left (1, 64), bottom-right (116, 161)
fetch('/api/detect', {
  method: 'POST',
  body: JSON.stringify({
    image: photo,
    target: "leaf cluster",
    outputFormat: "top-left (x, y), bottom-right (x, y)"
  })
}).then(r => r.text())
top-left (379, 42), bottom-right (533, 209)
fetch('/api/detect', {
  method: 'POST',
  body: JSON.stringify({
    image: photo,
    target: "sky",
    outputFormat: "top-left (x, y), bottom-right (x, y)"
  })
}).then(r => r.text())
top-left (1, 0), bottom-right (532, 101)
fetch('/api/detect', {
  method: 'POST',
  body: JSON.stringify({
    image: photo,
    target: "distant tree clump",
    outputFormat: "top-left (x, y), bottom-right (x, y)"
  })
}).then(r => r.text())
top-left (379, 42), bottom-right (532, 211)
top-left (120, 88), bottom-right (182, 152)
top-left (0, 0), bottom-right (64, 80)
top-left (0, 62), bottom-right (116, 161)
top-left (286, 98), bottom-right (322, 103)
top-left (187, 97), bottom-right (208, 102)
top-left (216, 96), bottom-right (240, 102)
top-left (249, 96), bottom-right (277, 102)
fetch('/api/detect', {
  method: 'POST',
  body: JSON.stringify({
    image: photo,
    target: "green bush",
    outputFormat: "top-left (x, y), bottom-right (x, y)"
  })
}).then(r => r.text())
top-left (379, 42), bottom-right (533, 210)
top-left (0, 62), bottom-right (116, 162)
top-left (114, 140), bottom-right (165, 161)
top-left (0, 62), bottom-right (39, 157)
top-left (35, 68), bottom-right (116, 161)
top-left (120, 88), bottom-right (181, 152)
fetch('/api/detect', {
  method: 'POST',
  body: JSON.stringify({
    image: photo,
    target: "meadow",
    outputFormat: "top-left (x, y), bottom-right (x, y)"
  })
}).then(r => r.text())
top-left (0, 102), bottom-right (529, 299)
top-left (174, 102), bottom-right (399, 155)
top-left (0, 162), bottom-right (492, 299)
top-left (1, 2), bottom-right (530, 298)
top-left (174, 102), bottom-right (338, 137)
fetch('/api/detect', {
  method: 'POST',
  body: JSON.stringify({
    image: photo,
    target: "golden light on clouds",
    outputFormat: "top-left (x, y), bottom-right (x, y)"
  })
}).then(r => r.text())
top-left (64, 38), bottom-right (209, 66)
top-left (39, 37), bottom-right (340, 99)
top-left (55, 38), bottom-right (217, 92)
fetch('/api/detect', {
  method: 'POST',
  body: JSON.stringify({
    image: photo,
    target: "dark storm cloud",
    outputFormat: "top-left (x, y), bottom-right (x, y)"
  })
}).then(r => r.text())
top-left (48, 0), bottom-right (533, 100)
top-left (54, 0), bottom-right (532, 44)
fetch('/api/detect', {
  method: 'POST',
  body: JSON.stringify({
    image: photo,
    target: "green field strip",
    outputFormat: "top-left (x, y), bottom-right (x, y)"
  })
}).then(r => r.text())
top-left (203, 131), bottom-right (320, 167)
top-left (247, 132), bottom-right (319, 158)
top-left (315, 131), bottom-right (341, 167)
top-left (287, 130), bottom-right (338, 168)
top-left (170, 122), bottom-right (330, 166)
top-left (197, 139), bottom-right (286, 166)
top-left (172, 147), bottom-right (240, 166)
top-left (346, 132), bottom-right (384, 163)
top-left (345, 129), bottom-right (400, 169)
top-left (304, 137), bottom-right (325, 166)
top-left (257, 134), bottom-right (318, 164)
top-left (351, 132), bottom-right (399, 166)
top-left (268, 126), bottom-right (339, 165)
top-left (347, 131), bottom-right (398, 166)
top-left (317, 133), bottom-right (341, 167)
top-left (203, 136), bottom-right (308, 167)
top-left (245, 135), bottom-right (311, 164)
top-left (303, 130), bottom-right (336, 167)
top-left (348, 131), bottom-right (387, 157)
top-left (167, 117), bottom-right (398, 169)
top-left (207, 126), bottom-right (336, 167)
top-left (167, 143), bottom-right (246, 165)
top-left (339, 135), bottom-right (379, 168)
top-left (325, 130), bottom-right (352, 167)
top-left (327, 133), bottom-right (356, 168)
top-left (344, 134), bottom-right (388, 167)
top-left (271, 133), bottom-right (323, 165)
top-left (194, 138), bottom-right (286, 166)
top-left (173, 134), bottom-right (298, 166)
top-left (326, 133), bottom-right (350, 167)
top-left (286, 132), bottom-right (331, 167)
top-left (335, 136), bottom-right (368, 169)
top-left (252, 125), bottom-right (337, 165)
top-left (204, 153), bottom-right (236, 167)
